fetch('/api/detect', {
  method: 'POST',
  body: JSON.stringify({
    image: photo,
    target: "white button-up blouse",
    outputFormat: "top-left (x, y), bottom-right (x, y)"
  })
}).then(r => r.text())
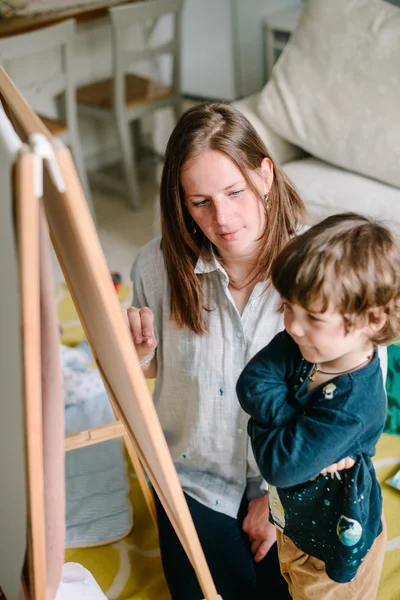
top-left (131, 236), bottom-right (284, 518)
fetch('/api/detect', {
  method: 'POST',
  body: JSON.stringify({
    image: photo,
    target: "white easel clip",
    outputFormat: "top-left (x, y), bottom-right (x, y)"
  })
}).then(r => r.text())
top-left (29, 132), bottom-right (66, 197)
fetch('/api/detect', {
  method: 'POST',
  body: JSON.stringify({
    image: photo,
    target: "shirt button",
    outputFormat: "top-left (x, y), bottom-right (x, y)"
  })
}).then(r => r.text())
top-left (238, 428), bottom-right (243, 434)
top-left (238, 480), bottom-right (243, 485)
top-left (238, 458), bottom-right (243, 464)
top-left (236, 331), bottom-right (242, 339)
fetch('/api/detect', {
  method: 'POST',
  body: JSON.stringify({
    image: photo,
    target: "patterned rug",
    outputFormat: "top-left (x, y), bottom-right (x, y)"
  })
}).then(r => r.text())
top-left (56, 280), bottom-right (132, 347)
top-left (65, 451), bottom-right (170, 600)
top-left (64, 432), bottom-right (400, 600)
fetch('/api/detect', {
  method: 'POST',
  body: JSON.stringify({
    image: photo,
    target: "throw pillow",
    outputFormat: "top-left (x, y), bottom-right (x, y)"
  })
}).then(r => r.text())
top-left (258, 0), bottom-right (400, 188)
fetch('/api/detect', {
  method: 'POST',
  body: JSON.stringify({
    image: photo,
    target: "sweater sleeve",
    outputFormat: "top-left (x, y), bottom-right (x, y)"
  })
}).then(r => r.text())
top-left (236, 331), bottom-right (298, 427)
top-left (249, 398), bottom-right (363, 488)
top-left (237, 332), bottom-right (364, 488)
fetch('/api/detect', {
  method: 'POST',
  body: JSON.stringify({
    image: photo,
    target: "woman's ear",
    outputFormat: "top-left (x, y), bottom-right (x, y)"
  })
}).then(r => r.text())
top-left (260, 157), bottom-right (274, 192)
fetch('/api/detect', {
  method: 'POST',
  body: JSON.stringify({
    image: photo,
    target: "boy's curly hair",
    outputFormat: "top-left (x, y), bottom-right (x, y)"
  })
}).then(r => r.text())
top-left (271, 213), bottom-right (400, 345)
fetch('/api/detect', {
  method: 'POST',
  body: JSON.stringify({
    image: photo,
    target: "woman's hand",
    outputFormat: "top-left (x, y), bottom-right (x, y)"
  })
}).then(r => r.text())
top-left (122, 306), bottom-right (158, 360)
top-left (320, 456), bottom-right (355, 476)
top-left (242, 495), bottom-right (276, 563)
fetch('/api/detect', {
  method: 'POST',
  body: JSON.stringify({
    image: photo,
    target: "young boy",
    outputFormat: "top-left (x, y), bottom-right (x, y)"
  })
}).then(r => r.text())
top-left (237, 213), bottom-right (400, 599)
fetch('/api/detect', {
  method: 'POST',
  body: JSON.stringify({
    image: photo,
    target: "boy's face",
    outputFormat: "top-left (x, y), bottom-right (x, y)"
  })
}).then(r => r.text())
top-left (283, 301), bottom-right (372, 365)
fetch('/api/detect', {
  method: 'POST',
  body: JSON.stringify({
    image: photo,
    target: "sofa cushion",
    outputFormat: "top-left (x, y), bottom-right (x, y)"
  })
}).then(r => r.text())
top-left (259, 0), bottom-right (400, 189)
top-left (283, 157), bottom-right (400, 235)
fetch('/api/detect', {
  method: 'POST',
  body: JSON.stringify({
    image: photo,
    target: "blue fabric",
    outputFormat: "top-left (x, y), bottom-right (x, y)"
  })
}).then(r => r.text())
top-left (385, 342), bottom-right (400, 435)
top-left (63, 342), bottom-right (132, 547)
top-left (237, 331), bottom-right (385, 583)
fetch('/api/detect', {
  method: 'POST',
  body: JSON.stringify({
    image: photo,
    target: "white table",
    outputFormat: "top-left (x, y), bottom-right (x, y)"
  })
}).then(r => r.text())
top-left (264, 7), bottom-right (301, 80)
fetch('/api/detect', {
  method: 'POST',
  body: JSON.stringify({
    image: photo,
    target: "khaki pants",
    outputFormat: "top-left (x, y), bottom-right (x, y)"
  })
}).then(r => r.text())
top-left (276, 515), bottom-right (387, 600)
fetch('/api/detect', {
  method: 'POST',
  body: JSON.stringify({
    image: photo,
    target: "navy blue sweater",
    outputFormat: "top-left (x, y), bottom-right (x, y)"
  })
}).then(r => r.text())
top-left (236, 330), bottom-right (385, 583)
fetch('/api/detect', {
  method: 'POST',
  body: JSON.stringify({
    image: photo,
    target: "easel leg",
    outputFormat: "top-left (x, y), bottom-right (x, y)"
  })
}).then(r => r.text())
top-left (101, 374), bottom-right (158, 530)
top-left (124, 436), bottom-right (158, 528)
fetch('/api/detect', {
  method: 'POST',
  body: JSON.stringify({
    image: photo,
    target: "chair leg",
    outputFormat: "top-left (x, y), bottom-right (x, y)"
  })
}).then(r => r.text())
top-left (56, 92), bottom-right (96, 223)
top-left (173, 97), bottom-right (183, 125)
top-left (115, 114), bottom-right (141, 210)
top-left (131, 119), bottom-right (142, 154)
top-left (68, 132), bottom-right (97, 224)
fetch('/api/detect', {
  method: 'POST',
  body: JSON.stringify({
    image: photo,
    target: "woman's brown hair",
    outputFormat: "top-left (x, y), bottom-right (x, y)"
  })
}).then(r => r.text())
top-left (271, 213), bottom-right (400, 345)
top-left (160, 102), bottom-right (306, 334)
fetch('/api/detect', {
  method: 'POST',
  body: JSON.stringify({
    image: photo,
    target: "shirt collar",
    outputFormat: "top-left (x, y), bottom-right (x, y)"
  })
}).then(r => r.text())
top-left (194, 245), bottom-right (228, 278)
top-left (193, 246), bottom-right (270, 295)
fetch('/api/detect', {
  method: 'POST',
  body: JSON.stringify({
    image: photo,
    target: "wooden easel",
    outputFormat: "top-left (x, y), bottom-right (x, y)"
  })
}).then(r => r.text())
top-left (0, 65), bottom-right (222, 600)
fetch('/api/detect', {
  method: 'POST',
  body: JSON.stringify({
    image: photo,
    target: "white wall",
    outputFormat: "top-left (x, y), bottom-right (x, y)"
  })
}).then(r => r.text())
top-left (234, 0), bottom-right (302, 97)
top-left (181, 0), bottom-right (237, 100)
top-left (181, 0), bottom-right (302, 100)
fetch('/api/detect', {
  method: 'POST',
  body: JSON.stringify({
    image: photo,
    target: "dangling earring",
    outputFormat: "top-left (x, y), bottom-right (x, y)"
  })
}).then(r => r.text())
top-left (265, 192), bottom-right (272, 213)
top-left (191, 219), bottom-right (197, 234)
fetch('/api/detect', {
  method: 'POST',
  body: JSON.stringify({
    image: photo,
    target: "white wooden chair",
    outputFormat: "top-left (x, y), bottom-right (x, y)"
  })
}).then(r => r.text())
top-left (0, 20), bottom-right (95, 220)
top-left (77, 0), bottom-right (184, 210)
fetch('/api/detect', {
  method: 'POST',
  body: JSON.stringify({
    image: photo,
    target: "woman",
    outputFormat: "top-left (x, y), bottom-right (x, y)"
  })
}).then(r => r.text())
top-left (126, 102), bottom-right (305, 599)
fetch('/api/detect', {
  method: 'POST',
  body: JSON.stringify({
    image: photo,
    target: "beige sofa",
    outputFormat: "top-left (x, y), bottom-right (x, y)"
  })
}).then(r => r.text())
top-left (234, 0), bottom-right (400, 235)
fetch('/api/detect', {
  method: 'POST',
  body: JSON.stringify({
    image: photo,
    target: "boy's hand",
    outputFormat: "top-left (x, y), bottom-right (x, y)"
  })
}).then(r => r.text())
top-left (320, 456), bottom-right (355, 476)
top-left (242, 495), bottom-right (276, 563)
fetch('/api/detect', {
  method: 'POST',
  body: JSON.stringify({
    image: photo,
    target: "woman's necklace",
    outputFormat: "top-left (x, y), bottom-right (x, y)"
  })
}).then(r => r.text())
top-left (218, 254), bottom-right (257, 291)
top-left (309, 353), bottom-right (373, 382)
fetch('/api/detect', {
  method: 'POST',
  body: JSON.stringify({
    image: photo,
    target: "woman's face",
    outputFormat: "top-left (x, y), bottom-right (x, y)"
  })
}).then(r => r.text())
top-left (181, 149), bottom-right (273, 259)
